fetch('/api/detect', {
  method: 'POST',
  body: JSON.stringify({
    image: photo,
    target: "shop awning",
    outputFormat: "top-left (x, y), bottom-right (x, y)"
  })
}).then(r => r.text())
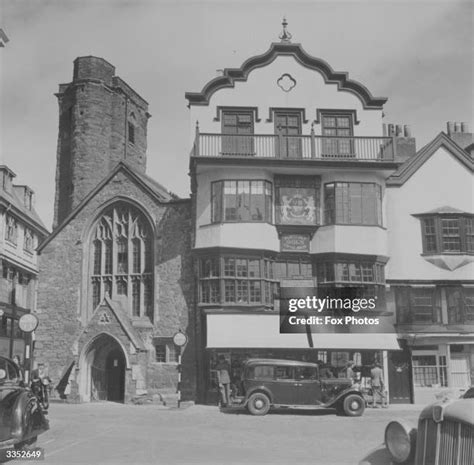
top-left (206, 314), bottom-right (401, 350)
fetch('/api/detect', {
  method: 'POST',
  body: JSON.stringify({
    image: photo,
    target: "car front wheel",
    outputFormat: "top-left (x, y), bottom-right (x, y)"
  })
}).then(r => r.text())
top-left (247, 392), bottom-right (271, 416)
top-left (342, 394), bottom-right (365, 417)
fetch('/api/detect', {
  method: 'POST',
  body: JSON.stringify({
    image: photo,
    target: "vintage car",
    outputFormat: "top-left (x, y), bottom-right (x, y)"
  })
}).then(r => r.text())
top-left (230, 358), bottom-right (365, 416)
top-left (0, 356), bottom-right (49, 450)
top-left (384, 397), bottom-right (474, 464)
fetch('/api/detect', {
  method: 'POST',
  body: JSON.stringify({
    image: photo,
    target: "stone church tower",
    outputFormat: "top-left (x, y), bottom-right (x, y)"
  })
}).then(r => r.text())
top-left (54, 57), bottom-right (149, 228)
top-left (35, 57), bottom-right (195, 404)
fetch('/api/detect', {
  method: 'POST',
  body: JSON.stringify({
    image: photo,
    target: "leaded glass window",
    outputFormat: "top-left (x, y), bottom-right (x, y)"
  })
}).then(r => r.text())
top-left (90, 204), bottom-right (153, 320)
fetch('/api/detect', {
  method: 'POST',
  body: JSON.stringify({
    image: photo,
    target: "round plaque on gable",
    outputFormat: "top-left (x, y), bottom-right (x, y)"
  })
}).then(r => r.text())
top-left (19, 313), bottom-right (39, 333)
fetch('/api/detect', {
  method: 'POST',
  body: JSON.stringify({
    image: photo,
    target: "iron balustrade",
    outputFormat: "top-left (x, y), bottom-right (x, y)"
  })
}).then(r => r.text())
top-left (191, 133), bottom-right (396, 161)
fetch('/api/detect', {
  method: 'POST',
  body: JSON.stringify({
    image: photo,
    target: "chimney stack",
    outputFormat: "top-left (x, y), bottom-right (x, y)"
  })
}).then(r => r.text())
top-left (446, 121), bottom-right (473, 153)
top-left (383, 122), bottom-right (417, 162)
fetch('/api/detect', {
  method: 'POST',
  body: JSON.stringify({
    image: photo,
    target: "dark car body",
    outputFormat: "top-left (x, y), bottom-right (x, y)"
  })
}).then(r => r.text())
top-left (0, 356), bottom-right (49, 450)
top-left (383, 397), bottom-right (474, 465)
top-left (236, 358), bottom-right (365, 416)
top-left (461, 386), bottom-right (474, 399)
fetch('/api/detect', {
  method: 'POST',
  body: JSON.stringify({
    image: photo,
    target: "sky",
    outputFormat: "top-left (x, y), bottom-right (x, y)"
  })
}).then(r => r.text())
top-left (0, 0), bottom-right (472, 230)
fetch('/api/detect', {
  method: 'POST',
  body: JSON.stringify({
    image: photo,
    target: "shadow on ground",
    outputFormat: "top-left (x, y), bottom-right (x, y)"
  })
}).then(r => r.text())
top-left (358, 446), bottom-right (392, 465)
top-left (220, 406), bottom-right (338, 416)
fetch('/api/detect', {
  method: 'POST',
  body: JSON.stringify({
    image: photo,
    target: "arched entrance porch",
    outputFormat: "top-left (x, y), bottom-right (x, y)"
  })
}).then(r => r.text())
top-left (79, 333), bottom-right (127, 403)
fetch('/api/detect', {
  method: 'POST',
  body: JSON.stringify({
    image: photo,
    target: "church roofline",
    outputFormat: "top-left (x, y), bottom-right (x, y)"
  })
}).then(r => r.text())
top-left (185, 42), bottom-right (388, 109)
top-left (38, 161), bottom-right (184, 252)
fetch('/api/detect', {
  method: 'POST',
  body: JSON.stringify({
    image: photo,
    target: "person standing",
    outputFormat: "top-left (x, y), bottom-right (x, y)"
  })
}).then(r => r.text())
top-left (370, 362), bottom-right (384, 408)
top-left (216, 355), bottom-right (231, 407)
top-left (346, 360), bottom-right (356, 384)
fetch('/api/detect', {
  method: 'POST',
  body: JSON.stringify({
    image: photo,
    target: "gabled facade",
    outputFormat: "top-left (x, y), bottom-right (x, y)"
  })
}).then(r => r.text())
top-left (386, 130), bottom-right (474, 404)
top-left (187, 23), bottom-right (414, 404)
top-left (0, 165), bottom-right (49, 359)
top-left (35, 57), bottom-right (195, 403)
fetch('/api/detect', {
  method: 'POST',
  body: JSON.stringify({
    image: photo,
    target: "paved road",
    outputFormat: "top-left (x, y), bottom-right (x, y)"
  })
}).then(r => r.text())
top-left (5, 402), bottom-right (421, 465)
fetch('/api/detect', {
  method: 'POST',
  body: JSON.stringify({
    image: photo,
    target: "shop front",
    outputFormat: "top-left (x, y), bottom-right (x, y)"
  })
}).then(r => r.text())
top-left (202, 313), bottom-right (401, 404)
top-left (0, 306), bottom-right (28, 360)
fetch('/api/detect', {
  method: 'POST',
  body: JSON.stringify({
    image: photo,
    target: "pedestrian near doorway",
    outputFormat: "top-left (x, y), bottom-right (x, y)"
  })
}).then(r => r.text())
top-left (216, 355), bottom-right (231, 407)
top-left (370, 362), bottom-right (385, 408)
top-left (346, 360), bottom-right (356, 385)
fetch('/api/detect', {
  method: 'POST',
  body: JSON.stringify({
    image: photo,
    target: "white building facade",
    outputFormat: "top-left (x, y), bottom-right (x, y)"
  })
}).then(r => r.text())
top-left (187, 25), bottom-right (416, 404)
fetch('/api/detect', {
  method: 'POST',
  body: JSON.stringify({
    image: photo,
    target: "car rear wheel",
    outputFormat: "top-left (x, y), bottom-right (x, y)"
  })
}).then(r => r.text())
top-left (342, 394), bottom-right (365, 417)
top-left (247, 392), bottom-right (271, 416)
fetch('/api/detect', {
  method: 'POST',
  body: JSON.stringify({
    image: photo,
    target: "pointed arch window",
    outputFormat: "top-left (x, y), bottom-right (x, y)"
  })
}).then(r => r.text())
top-left (90, 203), bottom-right (153, 320)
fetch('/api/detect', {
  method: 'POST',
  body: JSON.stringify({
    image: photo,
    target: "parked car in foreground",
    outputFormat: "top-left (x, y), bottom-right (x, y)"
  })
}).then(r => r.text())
top-left (0, 356), bottom-right (49, 450)
top-left (384, 396), bottom-right (474, 464)
top-left (229, 358), bottom-right (365, 416)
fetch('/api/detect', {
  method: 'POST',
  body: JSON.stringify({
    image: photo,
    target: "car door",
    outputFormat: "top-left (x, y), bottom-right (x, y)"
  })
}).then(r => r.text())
top-left (269, 365), bottom-right (296, 405)
top-left (0, 358), bottom-right (14, 441)
top-left (294, 366), bottom-right (322, 405)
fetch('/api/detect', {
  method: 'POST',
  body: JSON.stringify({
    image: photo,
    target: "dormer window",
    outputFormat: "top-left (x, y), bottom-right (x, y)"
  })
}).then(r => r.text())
top-left (419, 215), bottom-right (474, 254)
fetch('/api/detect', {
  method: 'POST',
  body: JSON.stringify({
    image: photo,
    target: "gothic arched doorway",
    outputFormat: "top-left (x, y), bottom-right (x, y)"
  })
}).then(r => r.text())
top-left (79, 333), bottom-right (126, 403)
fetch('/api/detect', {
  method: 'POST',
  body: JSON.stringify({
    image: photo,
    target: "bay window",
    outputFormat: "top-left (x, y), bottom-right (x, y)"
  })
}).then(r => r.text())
top-left (211, 180), bottom-right (272, 223)
top-left (324, 182), bottom-right (382, 226)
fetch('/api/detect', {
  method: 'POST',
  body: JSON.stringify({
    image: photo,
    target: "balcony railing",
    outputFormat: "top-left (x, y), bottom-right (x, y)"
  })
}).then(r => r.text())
top-left (191, 132), bottom-right (396, 161)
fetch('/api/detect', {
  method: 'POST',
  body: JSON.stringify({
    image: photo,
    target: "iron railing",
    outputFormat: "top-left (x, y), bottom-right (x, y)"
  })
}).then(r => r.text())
top-left (191, 132), bottom-right (396, 161)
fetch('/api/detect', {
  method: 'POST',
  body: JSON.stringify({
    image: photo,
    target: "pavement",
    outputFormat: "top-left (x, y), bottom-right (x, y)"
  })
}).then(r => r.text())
top-left (3, 402), bottom-right (421, 465)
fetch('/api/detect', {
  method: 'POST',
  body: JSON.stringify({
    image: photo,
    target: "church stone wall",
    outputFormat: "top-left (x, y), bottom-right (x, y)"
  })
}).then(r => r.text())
top-left (36, 170), bottom-right (195, 401)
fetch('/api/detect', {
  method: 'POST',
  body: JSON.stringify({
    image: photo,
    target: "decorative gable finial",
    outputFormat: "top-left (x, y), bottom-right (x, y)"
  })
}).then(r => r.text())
top-left (279, 17), bottom-right (292, 43)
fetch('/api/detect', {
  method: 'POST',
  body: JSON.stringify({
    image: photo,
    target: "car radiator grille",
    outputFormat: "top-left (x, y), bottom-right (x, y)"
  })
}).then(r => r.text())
top-left (415, 418), bottom-right (474, 465)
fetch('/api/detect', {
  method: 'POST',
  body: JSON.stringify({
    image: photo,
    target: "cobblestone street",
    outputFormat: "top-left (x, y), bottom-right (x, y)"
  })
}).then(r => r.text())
top-left (5, 402), bottom-right (420, 465)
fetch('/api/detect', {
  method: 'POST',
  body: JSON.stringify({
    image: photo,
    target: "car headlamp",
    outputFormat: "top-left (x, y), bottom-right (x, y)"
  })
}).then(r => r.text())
top-left (384, 420), bottom-right (416, 464)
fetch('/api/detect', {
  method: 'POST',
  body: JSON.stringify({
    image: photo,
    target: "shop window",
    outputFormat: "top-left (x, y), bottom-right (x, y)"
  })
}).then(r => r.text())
top-left (412, 355), bottom-right (447, 387)
top-left (324, 182), bottom-right (382, 226)
top-left (395, 287), bottom-right (441, 324)
top-left (317, 351), bottom-right (327, 364)
top-left (211, 180), bottom-right (272, 223)
top-left (418, 215), bottom-right (474, 254)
